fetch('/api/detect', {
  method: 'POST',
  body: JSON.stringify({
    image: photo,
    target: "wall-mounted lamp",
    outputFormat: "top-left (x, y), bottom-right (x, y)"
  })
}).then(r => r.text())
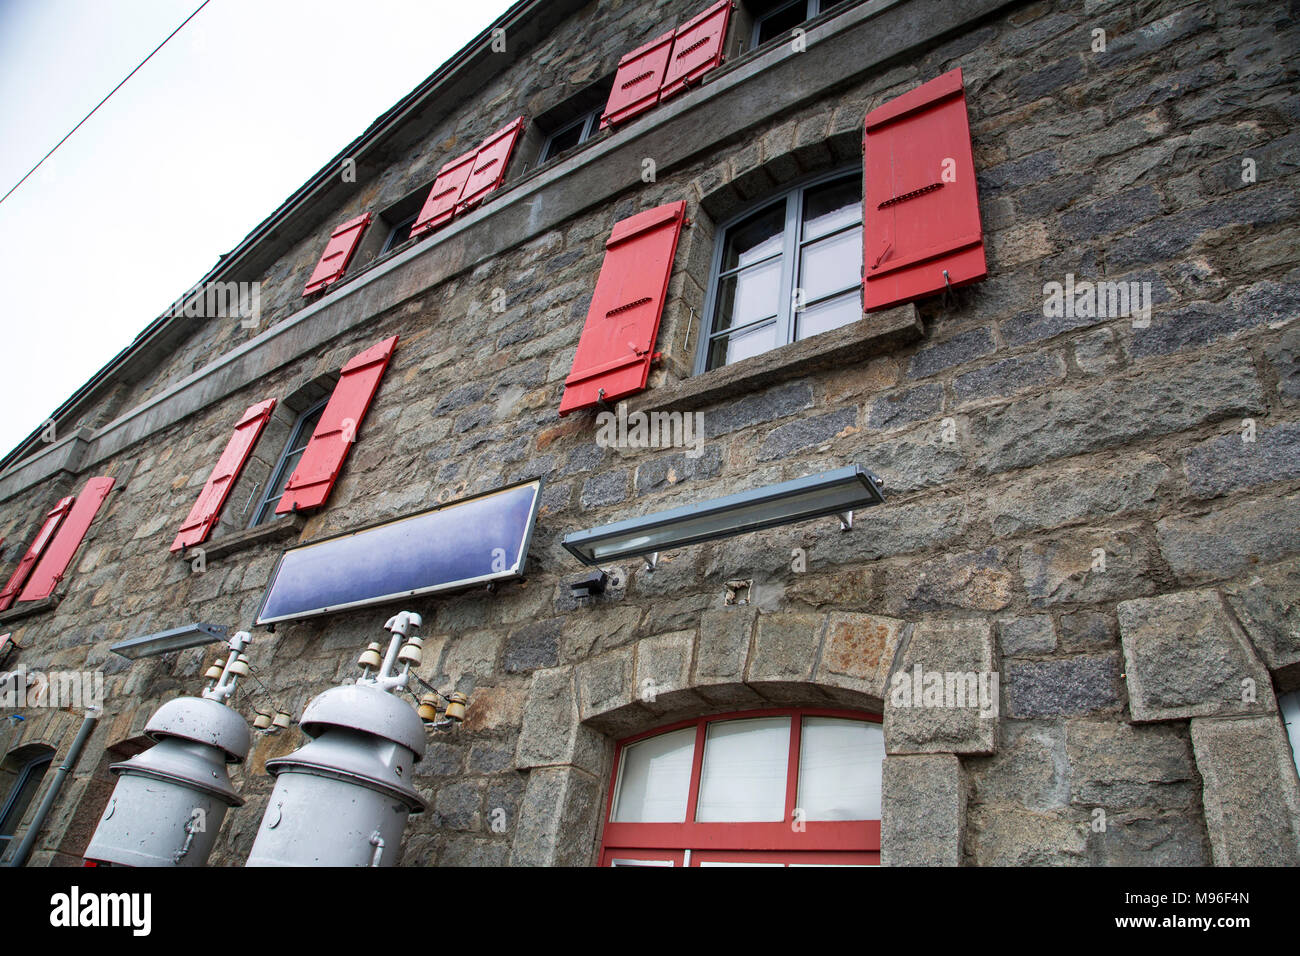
top-left (562, 465), bottom-right (886, 568)
top-left (109, 622), bottom-right (229, 660)
top-left (569, 570), bottom-right (609, 598)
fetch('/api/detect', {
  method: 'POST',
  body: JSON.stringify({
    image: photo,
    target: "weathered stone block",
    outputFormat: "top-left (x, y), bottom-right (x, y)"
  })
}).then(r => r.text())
top-left (952, 352), bottom-right (1065, 404)
top-left (881, 547), bottom-right (1016, 615)
top-left (881, 754), bottom-right (966, 866)
top-left (966, 720), bottom-right (1067, 811)
top-left (1222, 559), bottom-right (1300, 680)
top-left (510, 766), bottom-right (603, 867)
top-left (1118, 589), bottom-right (1275, 722)
top-left (1184, 422), bottom-right (1300, 499)
top-left (1019, 526), bottom-right (1156, 607)
top-left (1005, 655), bottom-right (1122, 718)
top-left (747, 611), bottom-right (825, 700)
top-left (634, 630), bottom-right (700, 716)
top-left (575, 646), bottom-right (640, 732)
top-left (1066, 720), bottom-right (1201, 809)
top-left (966, 806), bottom-right (1088, 866)
top-left (985, 455), bottom-right (1169, 538)
top-left (1190, 715), bottom-right (1300, 866)
top-left (814, 612), bottom-right (906, 702)
top-left (998, 615), bottom-right (1056, 657)
top-left (515, 667), bottom-right (603, 773)
top-left (885, 618), bottom-right (997, 755)
top-left (1157, 494), bottom-right (1300, 582)
top-left (866, 384), bottom-right (943, 430)
top-left (972, 352), bottom-right (1263, 475)
top-left (757, 406), bottom-right (857, 460)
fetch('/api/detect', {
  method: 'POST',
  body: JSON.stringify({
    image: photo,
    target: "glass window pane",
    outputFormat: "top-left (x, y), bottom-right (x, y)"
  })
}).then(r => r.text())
top-left (542, 120), bottom-right (585, 162)
top-left (696, 716), bottom-right (790, 822)
top-left (756, 1), bottom-right (810, 45)
top-left (708, 321), bottom-right (778, 369)
top-left (612, 726), bottom-right (696, 823)
top-left (802, 177), bottom-right (861, 243)
top-left (713, 258), bottom-right (781, 333)
top-left (796, 292), bottom-right (859, 340)
top-left (722, 202), bottom-right (786, 271)
top-left (797, 717), bottom-right (884, 821)
top-left (798, 227), bottom-right (860, 303)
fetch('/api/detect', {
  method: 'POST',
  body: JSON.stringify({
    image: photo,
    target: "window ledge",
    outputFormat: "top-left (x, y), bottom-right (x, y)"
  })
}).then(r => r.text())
top-left (626, 303), bottom-right (922, 415)
top-left (183, 515), bottom-right (306, 563)
top-left (0, 594), bottom-right (60, 626)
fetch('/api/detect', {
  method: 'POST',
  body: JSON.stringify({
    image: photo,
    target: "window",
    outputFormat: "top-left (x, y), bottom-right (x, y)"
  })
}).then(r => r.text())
top-left (698, 171), bottom-right (863, 373)
top-left (380, 212), bottom-right (418, 255)
top-left (599, 708), bottom-right (883, 866)
top-left (533, 77), bottom-right (613, 167)
top-left (540, 110), bottom-right (601, 164)
top-left (1281, 690), bottom-right (1300, 780)
top-left (249, 399), bottom-right (327, 526)
top-left (0, 747), bottom-right (53, 860)
top-left (748, 0), bottom-right (844, 48)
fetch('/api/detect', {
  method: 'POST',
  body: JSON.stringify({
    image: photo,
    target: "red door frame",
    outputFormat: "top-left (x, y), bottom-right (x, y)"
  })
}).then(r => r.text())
top-left (598, 707), bottom-right (882, 866)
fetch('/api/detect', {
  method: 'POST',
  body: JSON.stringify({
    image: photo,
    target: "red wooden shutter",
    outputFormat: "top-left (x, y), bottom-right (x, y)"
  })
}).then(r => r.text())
top-left (660, 0), bottom-right (733, 100)
top-left (0, 497), bottom-right (74, 611)
top-left (862, 67), bottom-right (986, 311)
top-left (600, 30), bottom-right (675, 129)
top-left (303, 213), bottom-right (373, 296)
top-left (18, 476), bottom-right (115, 602)
top-left (559, 201), bottom-right (686, 416)
top-left (170, 398), bottom-right (277, 553)
top-left (457, 117), bottom-right (526, 215)
top-left (410, 150), bottom-right (477, 239)
top-left (276, 335), bottom-right (398, 514)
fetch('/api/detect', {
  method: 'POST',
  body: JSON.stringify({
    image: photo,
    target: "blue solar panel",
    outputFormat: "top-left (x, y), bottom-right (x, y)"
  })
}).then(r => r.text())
top-left (255, 479), bottom-right (542, 626)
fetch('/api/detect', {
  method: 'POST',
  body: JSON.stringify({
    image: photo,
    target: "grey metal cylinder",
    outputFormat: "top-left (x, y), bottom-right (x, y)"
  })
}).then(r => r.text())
top-left (245, 682), bottom-right (426, 867)
top-left (84, 696), bottom-right (249, 867)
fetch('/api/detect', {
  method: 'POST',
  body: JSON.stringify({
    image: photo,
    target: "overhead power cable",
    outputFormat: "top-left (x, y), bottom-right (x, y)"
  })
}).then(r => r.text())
top-left (0, 0), bottom-right (211, 208)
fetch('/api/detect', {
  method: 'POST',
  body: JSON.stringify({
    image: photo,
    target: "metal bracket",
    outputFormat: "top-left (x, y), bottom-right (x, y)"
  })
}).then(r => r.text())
top-left (642, 553), bottom-right (659, 573)
top-left (838, 511), bottom-right (853, 532)
top-left (942, 269), bottom-right (954, 309)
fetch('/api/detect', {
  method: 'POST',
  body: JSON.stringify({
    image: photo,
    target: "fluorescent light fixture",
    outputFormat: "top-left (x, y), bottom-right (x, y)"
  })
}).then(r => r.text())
top-left (110, 623), bottom-right (230, 660)
top-left (563, 465), bottom-right (885, 566)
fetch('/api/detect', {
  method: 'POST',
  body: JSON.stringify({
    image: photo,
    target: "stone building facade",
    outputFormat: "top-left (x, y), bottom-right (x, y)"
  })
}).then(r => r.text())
top-left (0, 0), bottom-right (1298, 867)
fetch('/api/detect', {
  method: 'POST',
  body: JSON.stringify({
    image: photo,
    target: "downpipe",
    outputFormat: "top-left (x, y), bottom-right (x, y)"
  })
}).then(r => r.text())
top-left (6, 710), bottom-right (99, 867)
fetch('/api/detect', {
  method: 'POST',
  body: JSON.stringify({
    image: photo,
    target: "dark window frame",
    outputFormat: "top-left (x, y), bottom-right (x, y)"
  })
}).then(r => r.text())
top-left (750, 0), bottom-right (821, 48)
top-left (249, 398), bottom-right (329, 527)
top-left (539, 108), bottom-right (602, 165)
top-left (380, 212), bottom-right (419, 255)
top-left (0, 749), bottom-right (54, 855)
top-left (695, 166), bottom-right (863, 375)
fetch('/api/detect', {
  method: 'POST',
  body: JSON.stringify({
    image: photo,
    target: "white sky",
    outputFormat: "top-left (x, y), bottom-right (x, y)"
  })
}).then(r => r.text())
top-left (0, 0), bottom-right (517, 459)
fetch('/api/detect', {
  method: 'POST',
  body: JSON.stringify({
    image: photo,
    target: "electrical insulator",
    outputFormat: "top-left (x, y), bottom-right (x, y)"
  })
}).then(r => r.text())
top-left (397, 636), bottom-right (423, 667)
top-left (357, 643), bottom-right (383, 670)
top-left (416, 694), bottom-right (440, 723)
top-left (245, 680), bottom-right (427, 867)
top-left (443, 692), bottom-right (468, 723)
top-left (83, 696), bottom-right (249, 866)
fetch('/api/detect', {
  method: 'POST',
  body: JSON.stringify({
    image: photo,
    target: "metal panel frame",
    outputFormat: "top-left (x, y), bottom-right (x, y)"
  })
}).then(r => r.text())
top-left (562, 464), bottom-right (883, 565)
top-left (255, 477), bottom-right (544, 626)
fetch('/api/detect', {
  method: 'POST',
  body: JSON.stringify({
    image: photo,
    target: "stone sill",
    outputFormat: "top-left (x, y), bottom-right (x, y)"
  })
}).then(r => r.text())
top-left (625, 303), bottom-right (922, 415)
top-left (181, 515), bottom-right (306, 563)
top-left (0, 595), bottom-right (61, 626)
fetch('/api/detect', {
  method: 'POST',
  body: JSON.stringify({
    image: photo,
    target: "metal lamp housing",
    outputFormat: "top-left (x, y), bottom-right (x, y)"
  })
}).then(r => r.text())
top-left (83, 696), bottom-right (250, 867)
top-left (245, 681), bottom-right (427, 867)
